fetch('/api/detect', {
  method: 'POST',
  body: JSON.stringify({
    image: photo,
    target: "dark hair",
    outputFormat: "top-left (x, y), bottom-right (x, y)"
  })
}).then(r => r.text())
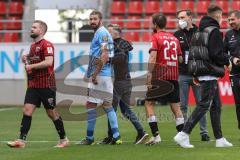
top-left (152, 13), bottom-right (167, 29)
top-left (176, 9), bottom-right (192, 17)
top-left (90, 10), bottom-right (103, 20)
top-left (228, 10), bottom-right (240, 18)
top-left (33, 20), bottom-right (48, 34)
top-left (207, 4), bottom-right (222, 16)
top-left (107, 24), bottom-right (122, 33)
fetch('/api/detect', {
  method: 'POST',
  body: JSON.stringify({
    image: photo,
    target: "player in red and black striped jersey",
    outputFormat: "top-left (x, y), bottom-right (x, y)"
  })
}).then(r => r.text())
top-left (27, 38), bottom-right (56, 88)
top-left (144, 13), bottom-right (185, 145)
top-left (7, 20), bottom-right (69, 148)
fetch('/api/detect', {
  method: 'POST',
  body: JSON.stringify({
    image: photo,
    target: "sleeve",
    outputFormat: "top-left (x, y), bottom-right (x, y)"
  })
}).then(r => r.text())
top-left (43, 42), bottom-right (54, 57)
top-left (208, 29), bottom-right (230, 66)
top-left (98, 31), bottom-right (110, 47)
top-left (223, 32), bottom-right (229, 55)
top-left (176, 39), bottom-right (182, 56)
top-left (149, 35), bottom-right (158, 53)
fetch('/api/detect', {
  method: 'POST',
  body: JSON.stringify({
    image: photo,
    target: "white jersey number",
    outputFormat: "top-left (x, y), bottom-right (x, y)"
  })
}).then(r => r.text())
top-left (163, 40), bottom-right (177, 60)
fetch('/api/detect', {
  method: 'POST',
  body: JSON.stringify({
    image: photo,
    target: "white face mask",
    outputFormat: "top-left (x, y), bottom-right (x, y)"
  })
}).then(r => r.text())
top-left (178, 19), bottom-right (188, 29)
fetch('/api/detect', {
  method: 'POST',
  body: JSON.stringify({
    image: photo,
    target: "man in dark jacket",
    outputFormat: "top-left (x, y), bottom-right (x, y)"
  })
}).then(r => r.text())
top-left (98, 24), bottom-right (149, 144)
top-left (174, 4), bottom-right (233, 148)
top-left (224, 10), bottom-right (240, 130)
top-left (174, 9), bottom-right (210, 141)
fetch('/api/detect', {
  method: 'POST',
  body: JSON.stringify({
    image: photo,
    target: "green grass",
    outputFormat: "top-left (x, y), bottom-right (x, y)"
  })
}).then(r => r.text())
top-left (0, 105), bottom-right (239, 160)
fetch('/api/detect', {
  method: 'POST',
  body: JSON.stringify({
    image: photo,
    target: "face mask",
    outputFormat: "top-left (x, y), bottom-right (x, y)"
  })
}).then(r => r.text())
top-left (178, 19), bottom-right (188, 29)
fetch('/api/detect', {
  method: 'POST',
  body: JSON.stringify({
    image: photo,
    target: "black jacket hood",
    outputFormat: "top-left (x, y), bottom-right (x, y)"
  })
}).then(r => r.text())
top-left (199, 16), bottom-right (220, 31)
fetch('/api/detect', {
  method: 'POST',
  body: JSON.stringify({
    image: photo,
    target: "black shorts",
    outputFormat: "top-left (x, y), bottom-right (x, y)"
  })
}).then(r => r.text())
top-left (145, 80), bottom-right (180, 103)
top-left (24, 88), bottom-right (56, 109)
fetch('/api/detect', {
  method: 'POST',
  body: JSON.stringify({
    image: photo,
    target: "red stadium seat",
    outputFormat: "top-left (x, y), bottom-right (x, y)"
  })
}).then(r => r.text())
top-left (9, 2), bottom-right (23, 15)
top-left (111, 1), bottom-right (126, 14)
top-left (5, 16), bottom-right (22, 30)
top-left (142, 32), bottom-right (151, 42)
top-left (221, 16), bottom-right (228, 29)
top-left (216, 1), bottom-right (228, 14)
top-left (166, 16), bottom-right (176, 29)
top-left (145, 1), bottom-right (160, 14)
top-left (143, 16), bottom-right (152, 29)
top-left (179, 1), bottom-right (194, 11)
top-left (124, 32), bottom-right (140, 42)
top-left (128, 1), bottom-right (143, 14)
top-left (110, 16), bottom-right (124, 27)
top-left (125, 16), bottom-right (141, 29)
top-left (195, 15), bottom-right (203, 27)
top-left (231, 1), bottom-right (240, 10)
top-left (162, 1), bottom-right (177, 14)
top-left (0, 16), bottom-right (4, 30)
top-left (196, 1), bottom-right (211, 14)
top-left (0, 2), bottom-right (6, 15)
top-left (3, 33), bottom-right (20, 42)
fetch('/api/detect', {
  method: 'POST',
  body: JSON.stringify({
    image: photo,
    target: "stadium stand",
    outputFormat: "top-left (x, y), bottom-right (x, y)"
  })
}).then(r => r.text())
top-left (108, 0), bottom-right (231, 42)
top-left (0, 0), bottom-right (24, 42)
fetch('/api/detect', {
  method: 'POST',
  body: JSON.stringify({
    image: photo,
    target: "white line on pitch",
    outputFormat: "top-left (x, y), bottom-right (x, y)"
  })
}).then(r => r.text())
top-left (0, 108), bottom-right (16, 112)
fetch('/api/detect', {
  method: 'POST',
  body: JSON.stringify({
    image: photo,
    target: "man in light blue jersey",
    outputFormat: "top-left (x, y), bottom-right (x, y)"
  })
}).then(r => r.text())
top-left (76, 10), bottom-right (122, 145)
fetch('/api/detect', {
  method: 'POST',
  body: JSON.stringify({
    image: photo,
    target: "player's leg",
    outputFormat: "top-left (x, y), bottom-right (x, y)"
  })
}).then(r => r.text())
top-left (41, 88), bottom-right (69, 148)
top-left (77, 101), bottom-right (97, 145)
top-left (7, 88), bottom-right (39, 148)
top-left (209, 82), bottom-right (232, 147)
top-left (144, 100), bottom-right (161, 145)
top-left (170, 102), bottom-right (184, 132)
top-left (192, 82), bottom-right (210, 141)
top-left (178, 75), bottom-right (190, 121)
top-left (169, 81), bottom-right (184, 132)
top-left (103, 100), bottom-right (122, 145)
top-left (99, 86), bottom-right (120, 144)
top-left (230, 76), bottom-right (240, 129)
top-left (119, 87), bottom-right (149, 144)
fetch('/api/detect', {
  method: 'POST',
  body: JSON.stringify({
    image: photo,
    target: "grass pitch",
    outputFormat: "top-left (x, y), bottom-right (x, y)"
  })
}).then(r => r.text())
top-left (0, 105), bottom-right (239, 160)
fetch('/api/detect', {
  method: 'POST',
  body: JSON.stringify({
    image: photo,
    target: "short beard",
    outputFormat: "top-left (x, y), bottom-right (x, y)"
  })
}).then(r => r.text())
top-left (91, 22), bottom-right (101, 30)
top-left (30, 33), bottom-right (39, 39)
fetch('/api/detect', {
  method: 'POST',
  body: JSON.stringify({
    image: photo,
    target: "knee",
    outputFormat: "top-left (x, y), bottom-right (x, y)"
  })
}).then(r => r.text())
top-left (47, 110), bottom-right (59, 120)
top-left (23, 107), bottom-right (33, 116)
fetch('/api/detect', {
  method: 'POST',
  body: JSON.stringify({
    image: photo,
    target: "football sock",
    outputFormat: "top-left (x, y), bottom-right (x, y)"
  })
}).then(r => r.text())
top-left (176, 117), bottom-right (184, 132)
top-left (86, 109), bottom-right (96, 140)
top-left (148, 115), bottom-right (159, 137)
top-left (105, 107), bottom-right (120, 139)
top-left (53, 116), bottom-right (66, 139)
top-left (19, 115), bottom-right (32, 140)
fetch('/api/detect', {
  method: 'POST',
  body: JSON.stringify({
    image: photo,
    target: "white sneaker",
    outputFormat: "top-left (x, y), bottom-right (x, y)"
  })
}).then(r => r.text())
top-left (216, 137), bottom-right (233, 148)
top-left (174, 131), bottom-right (194, 148)
top-left (54, 137), bottom-right (70, 148)
top-left (145, 135), bottom-right (161, 145)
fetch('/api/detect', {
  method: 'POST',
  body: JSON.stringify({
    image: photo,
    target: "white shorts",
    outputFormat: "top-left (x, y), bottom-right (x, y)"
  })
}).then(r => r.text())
top-left (87, 76), bottom-right (113, 105)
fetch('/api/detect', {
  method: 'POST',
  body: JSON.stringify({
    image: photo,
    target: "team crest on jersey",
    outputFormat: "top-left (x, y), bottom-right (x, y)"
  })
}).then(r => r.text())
top-left (35, 47), bottom-right (41, 52)
top-left (48, 98), bottom-right (54, 107)
top-left (102, 36), bottom-right (108, 42)
top-left (47, 47), bottom-right (53, 54)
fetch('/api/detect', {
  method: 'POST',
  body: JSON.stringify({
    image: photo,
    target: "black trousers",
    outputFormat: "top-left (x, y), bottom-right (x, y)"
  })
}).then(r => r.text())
top-left (183, 80), bottom-right (223, 139)
top-left (230, 75), bottom-right (240, 129)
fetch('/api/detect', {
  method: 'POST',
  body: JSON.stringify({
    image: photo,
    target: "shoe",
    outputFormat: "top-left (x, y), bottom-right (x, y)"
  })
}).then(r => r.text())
top-left (54, 137), bottom-right (70, 148)
top-left (135, 132), bottom-right (149, 144)
top-left (110, 136), bottom-right (122, 145)
top-left (76, 138), bottom-right (95, 145)
top-left (174, 131), bottom-right (194, 148)
top-left (216, 137), bottom-right (233, 147)
top-left (145, 135), bottom-right (161, 146)
top-left (7, 139), bottom-right (25, 148)
top-left (98, 136), bottom-right (112, 144)
top-left (201, 134), bottom-right (210, 141)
